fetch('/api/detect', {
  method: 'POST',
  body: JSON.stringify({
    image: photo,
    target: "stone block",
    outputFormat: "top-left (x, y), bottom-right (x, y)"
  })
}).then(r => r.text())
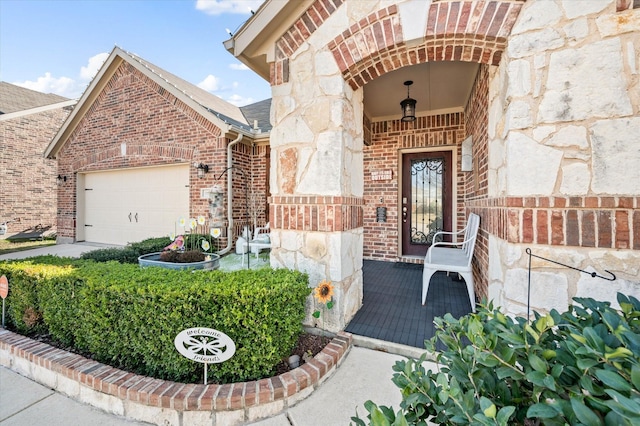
top-left (31, 363), bottom-right (58, 389)
top-left (591, 117), bottom-right (640, 194)
top-left (12, 356), bottom-right (31, 376)
top-left (507, 59), bottom-right (531, 98)
top-left (545, 125), bottom-right (589, 148)
top-left (505, 100), bottom-right (532, 130)
top-left (246, 399), bottom-right (286, 423)
top-left (575, 273), bottom-right (640, 311)
top-left (505, 132), bottom-right (562, 196)
top-left (123, 400), bottom-right (179, 425)
top-left (563, 18), bottom-right (589, 44)
top-left (538, 39), bottom-right (632, 123)
top-left (511, 1), bottom-right (561, 34)
top-left (507, 28), bottom-right (564, 59)
top-left (560, 162), bottom-right (590, 195)
top-left (297, 132), bottom-right (343, 195)
top-left (182, 410), bottom-right (214, 426)
top-left (562, 0), bottom-right (611, 19)
top-left (505, 268), bottom-right (569, 313)
top-left (214, 408), bottom-right (246, 426)
top-left (78, 384), bottom-right (123, 415)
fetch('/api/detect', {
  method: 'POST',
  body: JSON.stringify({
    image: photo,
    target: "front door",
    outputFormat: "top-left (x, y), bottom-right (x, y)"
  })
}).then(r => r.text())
top-left (401, 151), bottom-right (452, 257)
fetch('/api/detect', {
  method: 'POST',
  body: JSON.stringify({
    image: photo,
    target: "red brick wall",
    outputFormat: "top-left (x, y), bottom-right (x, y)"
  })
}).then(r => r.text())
top-left (363, 113), bottom-right (467, 261)
top-left (56, 61), bottom-right (267, 244)
top-left (464, 64), bottom-right (490, 299)
top-left (0, 106), bottom-right (71, 235)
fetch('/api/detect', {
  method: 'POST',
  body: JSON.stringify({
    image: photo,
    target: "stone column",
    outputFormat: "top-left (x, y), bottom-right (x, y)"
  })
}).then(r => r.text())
top-left (486, 0), bottom-right (640, 317)
top-left (268, 47), bottom-right (364, 332)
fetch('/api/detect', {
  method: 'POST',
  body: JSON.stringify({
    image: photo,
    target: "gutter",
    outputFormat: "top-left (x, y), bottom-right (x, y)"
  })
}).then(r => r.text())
top-left (218, 133), bottom-right (244, 255)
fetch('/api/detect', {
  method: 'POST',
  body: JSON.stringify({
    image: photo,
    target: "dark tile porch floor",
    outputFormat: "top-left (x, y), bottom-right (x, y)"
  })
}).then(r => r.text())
top-left (345, 260), bottom-right (473, 349)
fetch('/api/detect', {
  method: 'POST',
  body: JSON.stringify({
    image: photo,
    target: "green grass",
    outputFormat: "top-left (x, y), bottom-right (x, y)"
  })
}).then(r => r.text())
top-left (0, 239), bottom-right (56, 256)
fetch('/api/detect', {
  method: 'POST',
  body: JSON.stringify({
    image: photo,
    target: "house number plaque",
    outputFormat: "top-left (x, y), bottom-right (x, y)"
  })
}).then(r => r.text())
top-left (174, 327), bottom-right (236, 384)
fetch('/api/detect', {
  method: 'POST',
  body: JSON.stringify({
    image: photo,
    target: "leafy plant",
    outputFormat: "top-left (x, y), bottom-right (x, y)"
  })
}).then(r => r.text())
top-left (353, 294), bottom-right (640, 425)
top-left (0, 258), bottom-right (311, 383)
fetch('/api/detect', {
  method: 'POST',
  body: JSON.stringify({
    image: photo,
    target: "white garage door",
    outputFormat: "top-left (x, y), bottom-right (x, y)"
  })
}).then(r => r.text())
top-left (81, 164), bottom-right (190, 245)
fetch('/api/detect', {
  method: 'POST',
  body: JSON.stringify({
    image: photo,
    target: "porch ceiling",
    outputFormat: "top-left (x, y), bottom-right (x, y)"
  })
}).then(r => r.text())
top-left (363, 61), bottom-right (479, 121)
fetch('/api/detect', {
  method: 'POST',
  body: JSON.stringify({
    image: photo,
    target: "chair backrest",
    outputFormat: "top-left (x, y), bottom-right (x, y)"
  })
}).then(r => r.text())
top-left (461, 213), bottom-right (480, 265)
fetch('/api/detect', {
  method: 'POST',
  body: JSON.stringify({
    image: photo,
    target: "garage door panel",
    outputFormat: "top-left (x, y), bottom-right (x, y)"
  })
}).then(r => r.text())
top-left (81, 165), bottom-right (189, 245)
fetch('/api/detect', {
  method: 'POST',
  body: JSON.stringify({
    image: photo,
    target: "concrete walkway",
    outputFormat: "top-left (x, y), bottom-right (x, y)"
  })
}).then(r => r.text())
top-left (0, 243), bottom-right (437, 425)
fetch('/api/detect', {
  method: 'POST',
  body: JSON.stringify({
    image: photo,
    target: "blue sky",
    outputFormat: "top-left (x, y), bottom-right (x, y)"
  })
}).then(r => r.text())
top-left (0, 0), bottom-right (271, 106)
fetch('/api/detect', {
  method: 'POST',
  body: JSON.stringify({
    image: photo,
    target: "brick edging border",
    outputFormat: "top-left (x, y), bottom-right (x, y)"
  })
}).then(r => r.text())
top-left (0, 328), bottom-right (353, 425)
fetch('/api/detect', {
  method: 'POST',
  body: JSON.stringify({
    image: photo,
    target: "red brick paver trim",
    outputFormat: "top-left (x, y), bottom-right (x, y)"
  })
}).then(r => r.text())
top-left (466, 196), bottom-right (640, 249)
top-left (269, 195), bottom-right (364, 232)
top-left (0, 328), bottom-right (352, 425)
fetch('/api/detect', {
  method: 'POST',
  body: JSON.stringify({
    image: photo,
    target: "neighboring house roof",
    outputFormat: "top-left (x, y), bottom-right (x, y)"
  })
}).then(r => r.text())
top-left (0, 82), bottom-right (69, 114)
top-left (240, 98), bottom-right (272, 133)
top-left (45, 46), bottom-right (270, 158)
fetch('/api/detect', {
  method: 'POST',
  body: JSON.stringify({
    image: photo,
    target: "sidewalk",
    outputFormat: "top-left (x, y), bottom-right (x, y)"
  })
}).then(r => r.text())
top-left (0, 243), bottom-right (435, 425)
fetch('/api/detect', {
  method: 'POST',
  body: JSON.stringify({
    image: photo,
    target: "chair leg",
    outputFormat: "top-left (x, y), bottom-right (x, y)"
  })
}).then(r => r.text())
top-left (458, 271), bottom-right (476, 313)
top-left (422, 267), bottom-right (437, 305)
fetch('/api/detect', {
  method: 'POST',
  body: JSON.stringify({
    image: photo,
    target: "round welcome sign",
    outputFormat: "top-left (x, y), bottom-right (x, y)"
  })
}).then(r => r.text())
top-left (174, 327), bottom-right (236, 364)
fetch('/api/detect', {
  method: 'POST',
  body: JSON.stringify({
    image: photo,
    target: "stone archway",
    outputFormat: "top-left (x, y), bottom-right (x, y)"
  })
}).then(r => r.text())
top-left (267, 0), bottom-right (525, 331)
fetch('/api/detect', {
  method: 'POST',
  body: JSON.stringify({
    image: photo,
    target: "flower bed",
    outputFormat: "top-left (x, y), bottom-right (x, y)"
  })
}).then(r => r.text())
top-left (0, 328), bottom-right (353, 425)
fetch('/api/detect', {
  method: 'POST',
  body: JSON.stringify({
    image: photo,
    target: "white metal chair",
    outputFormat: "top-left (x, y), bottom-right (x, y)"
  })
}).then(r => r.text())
top-left (250, 222), bottom-right (271, 258)
top-left (422, 213), bottom-right (480, 312)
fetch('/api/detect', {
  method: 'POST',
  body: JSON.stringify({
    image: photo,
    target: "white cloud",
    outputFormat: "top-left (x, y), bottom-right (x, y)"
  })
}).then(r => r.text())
top-left (225, 93), bottom-right (255, 106)
top-left (229, 63), bottom-right (249, 71)
top-left (12, 52), bottom-right (109, 99)
top-left (14, 72), bottom-right (76, 98)
top-left (197, 74), bottom-right (221, 92)
top-left (80, 53), bottom-right (109, 80)
top-left (195, 0), bottom-right (263, 16)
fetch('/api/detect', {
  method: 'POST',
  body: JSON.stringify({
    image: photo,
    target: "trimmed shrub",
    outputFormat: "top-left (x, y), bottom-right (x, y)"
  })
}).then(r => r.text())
top-left (0, 256), bottom-right (79, 335)
top-left (1, 258), bottom-right (310, 384)
top-left (80, 237), bottom-right (169, 263)
top-left (354, 294), bottom-right (640, 426)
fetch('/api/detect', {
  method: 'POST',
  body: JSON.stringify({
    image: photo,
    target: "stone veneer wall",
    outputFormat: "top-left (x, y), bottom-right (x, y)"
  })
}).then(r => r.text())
top-left (0, 107), bottom-right (71, 234)
top-left (363, 113), bottom-right (467, 262)
top-left (479, 0), bottom-right (640, 316)
top-left (56, 60), bottom-right (266, 246)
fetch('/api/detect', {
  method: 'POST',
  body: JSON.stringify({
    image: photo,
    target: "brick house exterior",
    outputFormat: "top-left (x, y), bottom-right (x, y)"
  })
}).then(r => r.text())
top-left (225, 0), bottom-right (640, 329)
top-left (45, 48), bottom-right (270, 247)
top-left (0, 82), bottom-right (75, 237)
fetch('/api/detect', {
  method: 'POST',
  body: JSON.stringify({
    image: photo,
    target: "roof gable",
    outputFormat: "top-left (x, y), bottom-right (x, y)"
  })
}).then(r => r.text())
top-left (46, 46), bottom-right (266, 158)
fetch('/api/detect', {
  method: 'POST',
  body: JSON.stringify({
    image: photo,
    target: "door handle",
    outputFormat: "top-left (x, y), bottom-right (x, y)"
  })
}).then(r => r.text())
top-left (402, 206), bottom-right (407, 223)
top-left (135, 213), bottom-right (138, 223)
top-left (128, 212), bottom-right (132, 222)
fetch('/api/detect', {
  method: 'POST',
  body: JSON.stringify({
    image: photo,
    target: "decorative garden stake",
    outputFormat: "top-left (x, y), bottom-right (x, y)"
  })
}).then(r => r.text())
top-left (0, 275), bottom-right (7, 328)
top-left (313, 280), bottom-right (334, 331)
top-left (174, 327), bottom-right (236, 384)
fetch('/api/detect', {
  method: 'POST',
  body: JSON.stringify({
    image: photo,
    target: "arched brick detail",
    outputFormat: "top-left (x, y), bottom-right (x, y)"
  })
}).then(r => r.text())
top-left (270, 1), bottom-right (525, 88)
top-left (329, 1), bottom-right (524, 90)
top-left (71, 145), bottom-right (196, 173)
top-left (270, 0), bottom-right (345, 85)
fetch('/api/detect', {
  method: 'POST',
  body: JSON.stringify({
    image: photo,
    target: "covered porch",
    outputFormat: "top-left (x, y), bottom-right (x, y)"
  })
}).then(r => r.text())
top-left (345, 260), bottom-right (474, 350)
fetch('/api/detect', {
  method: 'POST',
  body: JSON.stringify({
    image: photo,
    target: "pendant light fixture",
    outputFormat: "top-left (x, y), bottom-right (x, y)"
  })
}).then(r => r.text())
top-left (400, 80), bottom-right (417, 122)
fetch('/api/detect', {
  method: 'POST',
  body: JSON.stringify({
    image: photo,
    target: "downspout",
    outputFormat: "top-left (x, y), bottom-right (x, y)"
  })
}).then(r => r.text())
top-left (218, 133), bottom-right (244, 255)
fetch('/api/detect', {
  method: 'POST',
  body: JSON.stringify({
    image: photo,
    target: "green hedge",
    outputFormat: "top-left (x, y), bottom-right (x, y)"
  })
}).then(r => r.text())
top-left (80, 237), bottom-right (170, 263)
top-left (80, 235), bottom-right (219, 264)
top-left (0, 258), bottom-right (310, 383)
